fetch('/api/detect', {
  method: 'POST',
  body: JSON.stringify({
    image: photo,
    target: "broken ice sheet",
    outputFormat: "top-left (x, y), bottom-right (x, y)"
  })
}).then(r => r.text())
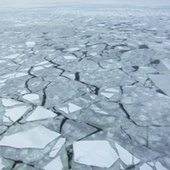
top-left (68, 103), bottom-right (82, 113)
top-left (91, 104), bottom-right (109, 115)
top-left (67, 48), bottom-right (80, 52)
top-left (23, 93), bottom-right (40, 103)
top-left (149, 74), bottom-right (170, 96)
top-left (63, 55), bottom-right (77, 60)
top-left (3, 105), bottom-right (29, 122)
top-left (26, 106), bottom-right (56, 121)
top-left (49, 138), bottom-right (66, 158)
top-left (32, 66), bottom-right (44, 71)
top-left (0, 125), bottom-right (60, 149)
top-left (100, 88), bottom-right (119, 99)
top-left (43, 156), bottom-right (63, 170)
top-left (15, 72), bottom-right (28, 78)
top-left (101, 92), bottom-right (115, 98)
top-left (115, 142), bottom-right (140, 165)
top-left (2, 98), bottom-right (22, 107)
top-left (73, 140), bottom-right (119, 168)
top-left (58, 103), bottom-right (82, 114)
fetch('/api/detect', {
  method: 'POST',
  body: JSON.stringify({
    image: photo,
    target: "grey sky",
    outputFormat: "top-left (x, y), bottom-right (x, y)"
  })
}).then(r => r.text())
top-left (0, 0), bottom-right (78, 6)
top-left (0, 0), bottom-right (170, 7)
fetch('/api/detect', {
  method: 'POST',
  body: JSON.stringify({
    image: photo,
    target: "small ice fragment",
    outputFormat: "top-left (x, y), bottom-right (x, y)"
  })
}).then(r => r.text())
top-left (101, 92), bottom-right (115, 98)
top-left (26, 106), bottom-right (56, 121)
top-left (63, 55), bottom-right (77, 60)
top-left (68, 103), bottom-right (81, 113)
top-left (67, 48), bottom-right (80, 52)
top-left (23, 93), bottom-right (40, 103)
top-left (26, 41), bottom-right (36, 47)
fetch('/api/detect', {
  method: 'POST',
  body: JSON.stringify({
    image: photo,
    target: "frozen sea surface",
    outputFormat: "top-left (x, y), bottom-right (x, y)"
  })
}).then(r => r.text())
top-left (0, 1), bottom-right (170, 169)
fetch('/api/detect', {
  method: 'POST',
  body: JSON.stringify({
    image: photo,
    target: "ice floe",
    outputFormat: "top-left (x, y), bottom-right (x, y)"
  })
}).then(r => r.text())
top-left (0, 125), bottom-right (60, 149)
top-left (3, 105), bottom-right (29, 122)
top-left (73, 140), bottom-right (119, 168)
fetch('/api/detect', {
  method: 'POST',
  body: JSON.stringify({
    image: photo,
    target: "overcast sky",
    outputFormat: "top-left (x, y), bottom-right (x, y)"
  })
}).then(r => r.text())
top-left (0, 0), bottom-right (79, 6)
top-left (0, 0), bottom-right (170, 7)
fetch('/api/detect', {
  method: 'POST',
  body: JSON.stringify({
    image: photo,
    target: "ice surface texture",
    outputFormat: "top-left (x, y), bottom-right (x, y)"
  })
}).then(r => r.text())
top-left (0, 1), bottom-right (170, 169)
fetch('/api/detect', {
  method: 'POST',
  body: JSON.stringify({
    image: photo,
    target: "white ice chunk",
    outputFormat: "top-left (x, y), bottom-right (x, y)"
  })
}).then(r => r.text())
top-left (68, 103), bottom-right (81, 113)
top-left (3, 116), bottom-right (11, 122)
top-left (98, 23), bottom-right (105, 27)
top-left (115, 142), bottom-right (133, 165)
top-left (105, 88), bottom-right (119, 93)
top-left (101, 92), bottom-right (115, 98)
top-left (0, 125), bottom-right (60, 149)
top-left (63, 55), bottom-right (77, 60)
top-left (35, 61), bottom-right (49, 66)
top-left (149, 74), bottom-right (170, 96)
top-left (2, 98), bottom-right (22, 107)
top-left (73, 140), bottom-right (119, 168)
top-left (90, 52), bottom-right (97, 56)
top-left (19, 89), bottom-right (28, 95)
top-left (43, 156), bottom-right (63, 170)
top-left (4, 54), bottom-right (20, 59)
top-left (33, 66), bottom-right (44, 71)
top-left (140, 163), bottom-right (153, 170)
top-left (92, 105), bottom-right (109, 115)
top-left (15, 72), bottom-right (28, 78)
top-left (26, 106), bottom-right (56, 121)
top-left (44, 64), bottom-right (53, 68)
top-left (120, 164), bottom-right (124, 169)
top-left (23, 93), bottom-right (40, 103)
top-left (1, 73), bottom-right (15, 79)
top-left (3, 105), bottom-right (29, 122)
top-left (155, 162), bottom-right (168, 170)
top-left (0, 60), bottom-right (7, 63)
top-left (26, 41), bottom-right (36, 47)
top-left (67, 48), bottom-right (80, 52)
top-left (95, 110), bottom-right (109, 115)
top-left (49, 138), bottom-right (66, 158)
